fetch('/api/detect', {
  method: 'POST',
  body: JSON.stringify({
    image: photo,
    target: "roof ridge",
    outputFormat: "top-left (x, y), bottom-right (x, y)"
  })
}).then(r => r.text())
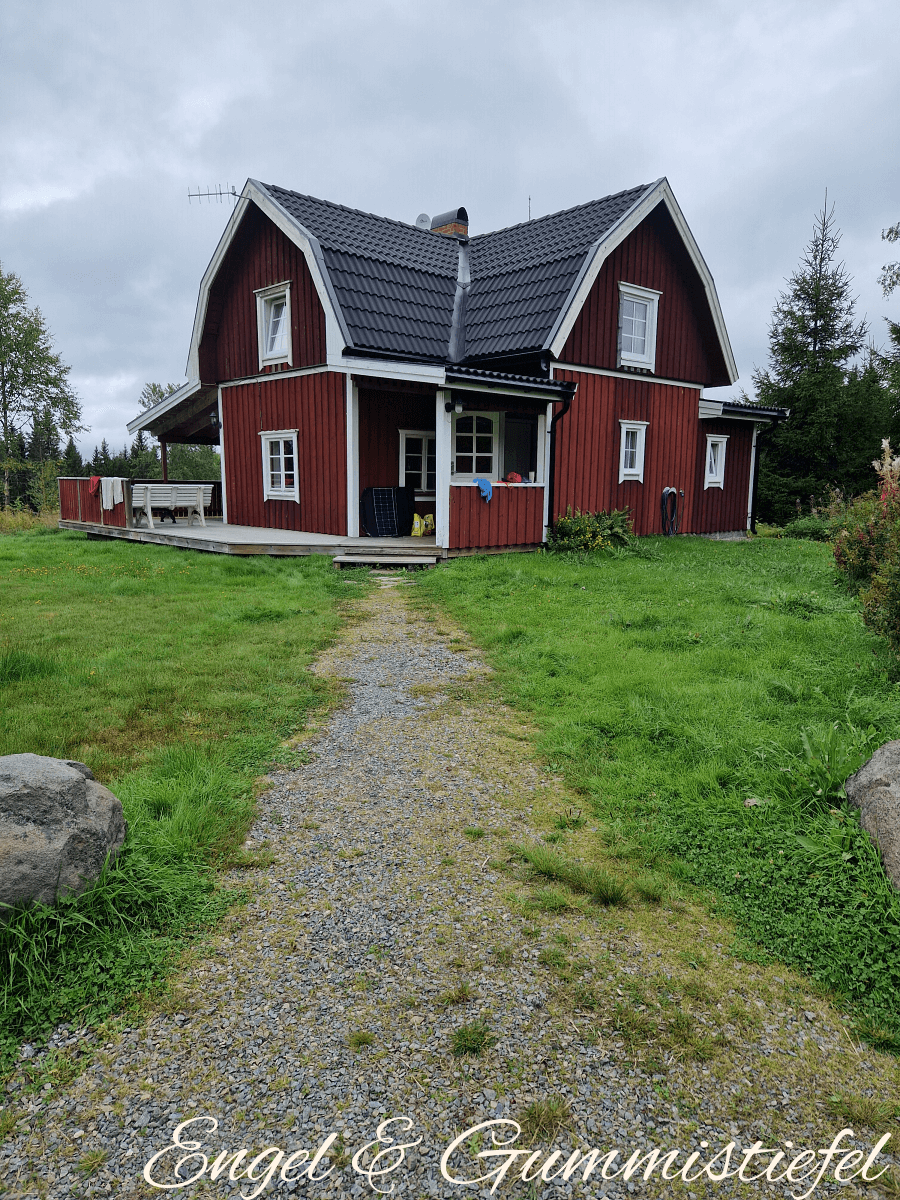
top-left (469, 182), bottom-right (656, 243)
top-left (262, 183), bottom-right (438, 237)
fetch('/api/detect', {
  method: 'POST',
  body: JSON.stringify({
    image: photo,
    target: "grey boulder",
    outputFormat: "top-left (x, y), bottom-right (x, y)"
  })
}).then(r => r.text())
top-left (0, 754), bottom-right (127, 915)
top-left (844, 741), bottom-right (900, 892)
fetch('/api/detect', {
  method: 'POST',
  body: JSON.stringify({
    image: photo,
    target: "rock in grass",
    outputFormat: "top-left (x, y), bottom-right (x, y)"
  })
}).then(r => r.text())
top-left (0, 754), bottom-right (126, 916)
top-left (845, 742), bottom-right (900, 891)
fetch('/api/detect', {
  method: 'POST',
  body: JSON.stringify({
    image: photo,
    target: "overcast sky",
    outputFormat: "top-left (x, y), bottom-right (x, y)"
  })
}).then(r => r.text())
top-left (2, 0), bottom-right (898, 456)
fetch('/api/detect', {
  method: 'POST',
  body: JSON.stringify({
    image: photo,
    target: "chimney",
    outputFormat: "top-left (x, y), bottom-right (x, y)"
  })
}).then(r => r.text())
top-left (430, 207), bottom-right (469, 237)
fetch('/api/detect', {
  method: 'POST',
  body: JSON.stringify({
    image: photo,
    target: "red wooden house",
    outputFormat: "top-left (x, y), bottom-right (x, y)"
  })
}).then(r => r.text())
top-left (126, 177), bottom-right (785, 553)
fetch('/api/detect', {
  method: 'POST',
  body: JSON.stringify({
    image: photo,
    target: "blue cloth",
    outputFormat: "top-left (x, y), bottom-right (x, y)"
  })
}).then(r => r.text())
top-left (473, 477), bottom-right (492, 502)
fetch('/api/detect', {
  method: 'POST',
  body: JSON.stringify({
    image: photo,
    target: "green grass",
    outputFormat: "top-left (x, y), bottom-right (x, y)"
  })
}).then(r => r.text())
top-left (418, 537), bottom-right (900, 1035)
top-left (0, 530), bottom-right (366, 1072)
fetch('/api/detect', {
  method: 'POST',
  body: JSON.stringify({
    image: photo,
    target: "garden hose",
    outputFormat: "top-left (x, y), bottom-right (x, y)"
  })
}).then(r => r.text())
top-left (661, 487), bottom-right (682, 536)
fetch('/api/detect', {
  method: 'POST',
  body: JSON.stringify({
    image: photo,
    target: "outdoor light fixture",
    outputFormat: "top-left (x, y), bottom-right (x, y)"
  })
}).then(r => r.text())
top-left (210, 411), bottom-right (221, 432)
top-left (445, 400), bottom-right (464, 413)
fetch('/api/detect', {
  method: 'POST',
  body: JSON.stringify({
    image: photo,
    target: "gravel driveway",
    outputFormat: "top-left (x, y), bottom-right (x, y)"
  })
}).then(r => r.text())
top-left (1, 581), bottom-right (898, 1199)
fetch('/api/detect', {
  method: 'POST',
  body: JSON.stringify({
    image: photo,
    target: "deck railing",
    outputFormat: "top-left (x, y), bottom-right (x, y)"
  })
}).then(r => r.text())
top-left (449, 482), bottom-right (545, 550)
top-left (57, 478), bottom-right (221, 528)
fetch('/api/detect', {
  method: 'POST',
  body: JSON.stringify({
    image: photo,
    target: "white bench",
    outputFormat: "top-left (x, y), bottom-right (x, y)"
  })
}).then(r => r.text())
top-left (131, 484), bottom-right (212, 530)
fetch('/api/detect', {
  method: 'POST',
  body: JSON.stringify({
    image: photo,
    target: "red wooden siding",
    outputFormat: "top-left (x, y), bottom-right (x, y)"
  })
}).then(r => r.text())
top-left (450, 485), bottom-right (544, 549)
top-left (58, 478), bottom-right (126, 527)
top-left (358, 389), bottom-right (436, 491)
top-left (691, 418), bottom-right (754, 533)
top-left (551, 370), bottom-right (703, 537)
top-left (561, 204), bottom-right (729, 387)
top-left (222, 371), bottom-right (347, 534)
top-left (199, 203), bottom-right (326, 385)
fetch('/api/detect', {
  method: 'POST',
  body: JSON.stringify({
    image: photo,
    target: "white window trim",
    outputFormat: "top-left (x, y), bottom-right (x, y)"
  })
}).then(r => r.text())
top-left (618, 282), bottom-right (661, 373)
top-left (619, 419), bottom-right (649, 484)
top-left (399, 429), bottom-right (437, 496)
top-left (704, 434), bottom-right (729, 490)
top-left (255, 281), bottom-right (293, 370)
top-left (258, 428), bottom-right (299, 503)
top-left (451, 411), bottom-right (500, 482)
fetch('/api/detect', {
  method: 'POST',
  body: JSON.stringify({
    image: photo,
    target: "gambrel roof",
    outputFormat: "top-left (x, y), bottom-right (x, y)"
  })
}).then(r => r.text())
top-left (179, 176), bottom-right (737, 385)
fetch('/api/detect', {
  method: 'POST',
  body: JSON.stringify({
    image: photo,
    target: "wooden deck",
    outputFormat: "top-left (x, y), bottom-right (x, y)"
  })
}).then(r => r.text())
top-left (57, 517), bottom-right (443, 561)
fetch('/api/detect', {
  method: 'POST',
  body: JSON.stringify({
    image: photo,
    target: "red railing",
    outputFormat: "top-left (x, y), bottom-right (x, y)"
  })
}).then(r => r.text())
top-left (58, 478), bottom-right (129, 528)
top-left (449, 483), bottom-right (545, 550)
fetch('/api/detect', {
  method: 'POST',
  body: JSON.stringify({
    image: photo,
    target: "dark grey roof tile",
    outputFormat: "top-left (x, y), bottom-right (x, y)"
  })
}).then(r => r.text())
top-left (257, 180), bottom-right (655, 362)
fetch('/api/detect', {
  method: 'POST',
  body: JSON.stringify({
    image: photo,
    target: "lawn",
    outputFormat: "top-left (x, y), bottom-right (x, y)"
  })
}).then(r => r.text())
top-left (418, 536), bottom-right (900, 1042)
top-left (0, 528), bottom-right (366, 1071)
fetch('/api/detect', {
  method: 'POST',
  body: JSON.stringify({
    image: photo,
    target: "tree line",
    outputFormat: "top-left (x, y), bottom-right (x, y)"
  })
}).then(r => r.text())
top-left (0, 267), bottom-right (220, 512)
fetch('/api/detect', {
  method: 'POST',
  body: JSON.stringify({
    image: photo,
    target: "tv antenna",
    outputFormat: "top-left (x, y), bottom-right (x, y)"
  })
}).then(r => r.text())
top-left (188, 184), bottom-right (240, 205)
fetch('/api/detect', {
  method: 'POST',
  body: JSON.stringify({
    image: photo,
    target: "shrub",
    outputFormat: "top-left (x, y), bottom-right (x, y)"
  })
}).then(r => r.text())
top-left (834, 441), bottom-right (900, 657)
top-left (782, 515), bottom-right (831, 541)
top-left (547, 507), bottom-right (632, 553)
top-left (833, 442), bottom-right (900, 590)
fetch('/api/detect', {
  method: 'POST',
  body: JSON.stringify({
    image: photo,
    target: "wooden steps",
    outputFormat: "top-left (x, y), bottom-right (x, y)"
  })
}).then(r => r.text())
top-left (332, 553), bottom-right (438, 569)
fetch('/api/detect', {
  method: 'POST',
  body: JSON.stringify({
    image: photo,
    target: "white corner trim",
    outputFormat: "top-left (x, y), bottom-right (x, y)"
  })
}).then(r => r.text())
top-left (746, 424), bottom-right (759, 530)
top-left (546, 178), bottom-right (738, 385)
top-left (618, 419), bottom-right (649, 484)
top-left (259, 428), bottom-right (300, 503)
top-left (542, 402), bottom-right (553, 538)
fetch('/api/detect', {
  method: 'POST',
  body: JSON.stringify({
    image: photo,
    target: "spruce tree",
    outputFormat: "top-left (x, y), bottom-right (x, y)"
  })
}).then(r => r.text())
top-left (754, 203), bottom-right (881, 523)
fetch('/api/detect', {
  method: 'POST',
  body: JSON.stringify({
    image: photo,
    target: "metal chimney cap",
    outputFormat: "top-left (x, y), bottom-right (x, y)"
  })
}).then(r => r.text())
top-left (431, 207), bottom-right (468, 230)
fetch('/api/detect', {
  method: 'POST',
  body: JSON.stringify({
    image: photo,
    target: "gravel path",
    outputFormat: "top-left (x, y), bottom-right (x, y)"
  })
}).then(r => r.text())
top-left (2, 581), bottom-right (898, 1199)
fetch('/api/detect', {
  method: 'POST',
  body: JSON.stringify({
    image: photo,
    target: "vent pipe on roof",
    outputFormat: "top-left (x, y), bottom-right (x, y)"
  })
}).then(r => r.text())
top-left (431, 207), bottom-right (468, 237)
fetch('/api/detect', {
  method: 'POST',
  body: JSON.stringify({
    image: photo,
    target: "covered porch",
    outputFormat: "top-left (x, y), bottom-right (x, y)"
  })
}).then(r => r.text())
top-left (349, 367), bottom-right (575, 552)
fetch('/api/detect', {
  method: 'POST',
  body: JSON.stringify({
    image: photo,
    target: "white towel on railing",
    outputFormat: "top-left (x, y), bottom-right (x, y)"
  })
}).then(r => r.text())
top-left (100, 477), bottom-right (125, 510)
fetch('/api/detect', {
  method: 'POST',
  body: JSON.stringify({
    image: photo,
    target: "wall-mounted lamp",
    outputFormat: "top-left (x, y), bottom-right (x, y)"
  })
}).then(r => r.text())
top-left (210, 411), bottom-right (221, 432)
top-left (444, 400), bottom-right (464, 414)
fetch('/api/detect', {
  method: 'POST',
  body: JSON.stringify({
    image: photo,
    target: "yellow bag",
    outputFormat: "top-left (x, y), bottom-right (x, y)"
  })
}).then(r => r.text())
top-left (423, 514), bottom-right (435, 535)
top-left (411, 513), bottom-right (424, 537)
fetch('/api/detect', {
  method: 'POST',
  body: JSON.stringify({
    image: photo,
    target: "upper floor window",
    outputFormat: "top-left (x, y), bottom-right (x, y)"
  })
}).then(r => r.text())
top-left (255, 282), bottom-right (293, 369)
top-left (399, 430), bottom-right (437, 494)
top-left (619, 419), bottom-right (649, 484)
top-left (704, 434), bottom-right (728, 489)
top-left (259, 429), bottom-right (299, 502)
top-left (618, 282), bottom-right (661, 373)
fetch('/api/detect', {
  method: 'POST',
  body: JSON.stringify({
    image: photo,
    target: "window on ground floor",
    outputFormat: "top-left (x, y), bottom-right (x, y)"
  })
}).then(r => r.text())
top-left (618, 419), bottom-right (649, 484)
top-left (399, 430), bottom-right (437, 494)
top-left (259, 429), bottom-right (299, 502)
top-left (452, 412), bottom-right (498, 481)
top-left (704, 434), bottom-right (728, 489)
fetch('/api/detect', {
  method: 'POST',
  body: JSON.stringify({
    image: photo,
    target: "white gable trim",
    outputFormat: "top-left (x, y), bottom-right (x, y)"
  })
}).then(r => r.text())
top-left (184, 179), bottom-right (351, 385)
top-left (545, 178), bottom-right (738, 385)
top-left (126, 379), bottom-right (204, 434)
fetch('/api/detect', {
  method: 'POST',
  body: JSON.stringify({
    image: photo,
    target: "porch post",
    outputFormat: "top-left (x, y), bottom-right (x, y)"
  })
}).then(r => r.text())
top-left (346, 376), bottom-right (359, 536)
top-left (541, 402), bottom-right (553, 540)
top-left (160, 439), bottom-right (168, 482)
top-left (435, 389), bottom-right (452, 551)
top-left (218, 387), bottom-right (228, 525)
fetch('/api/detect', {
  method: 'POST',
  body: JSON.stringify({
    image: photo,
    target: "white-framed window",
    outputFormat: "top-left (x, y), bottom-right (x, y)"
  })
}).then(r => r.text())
top-left (399, 430), bottom-right (437, 494)
top-left (704, 434), bottom-right (728, 489)
top-left (259, 429), bottom-right (299, 502)
top-left (451, 411), bottom-right (499, 481)
top-left (619, 419), bottom-right (649, 484)
top-left (618, 282), bottom-right (661, 372)
top-left (255, 282), bottom-right (293, 369)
